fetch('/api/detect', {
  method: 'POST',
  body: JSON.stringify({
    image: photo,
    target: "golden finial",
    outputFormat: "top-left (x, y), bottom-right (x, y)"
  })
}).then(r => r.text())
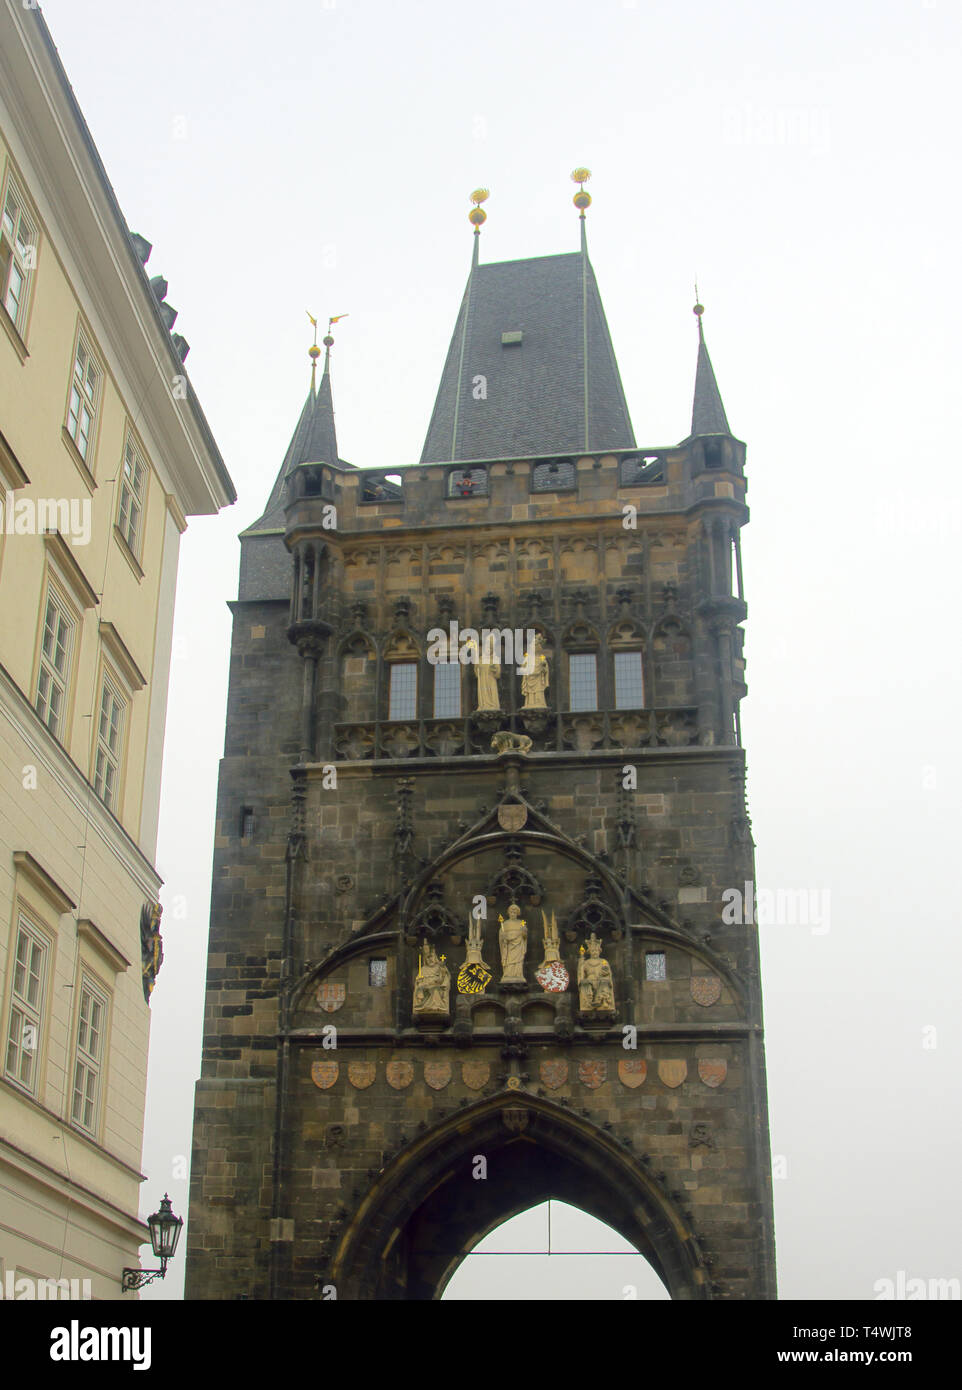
top-left (571, 167), bottom-right (592, 216)
top-left (469, 187), bottom-right (489, 229)
top-left (307, 310), bottom-right (320, 361)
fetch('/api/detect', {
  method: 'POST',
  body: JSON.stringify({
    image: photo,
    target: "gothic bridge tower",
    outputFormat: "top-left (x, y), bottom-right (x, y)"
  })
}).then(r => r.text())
top-left (186, 186), bottom-right (777, 1300)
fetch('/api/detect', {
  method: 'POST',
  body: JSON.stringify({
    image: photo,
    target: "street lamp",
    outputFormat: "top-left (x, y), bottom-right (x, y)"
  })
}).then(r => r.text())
top-left (122, 1194), bottom-right (184, 1292)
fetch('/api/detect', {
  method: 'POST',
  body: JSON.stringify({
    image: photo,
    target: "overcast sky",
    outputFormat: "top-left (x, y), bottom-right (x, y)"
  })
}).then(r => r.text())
top-left (38, 0), bottom-right (961, 1300)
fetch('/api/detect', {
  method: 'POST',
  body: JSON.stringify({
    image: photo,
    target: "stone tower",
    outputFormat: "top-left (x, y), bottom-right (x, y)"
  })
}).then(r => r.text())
top-left (185, 199), bottom-right (777, 1300)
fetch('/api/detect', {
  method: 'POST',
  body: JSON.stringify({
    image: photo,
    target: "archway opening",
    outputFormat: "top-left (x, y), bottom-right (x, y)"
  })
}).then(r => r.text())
top-left (441, 1201), bottom-right (671, 1301)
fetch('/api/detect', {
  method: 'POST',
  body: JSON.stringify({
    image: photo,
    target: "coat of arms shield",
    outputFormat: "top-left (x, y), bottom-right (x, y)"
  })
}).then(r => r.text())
top-left (311, 1061), bottom-right (338, 1090)
top-left (316, 981), bottom-right (345, 1013)
top-left (535, 960), bottom-right (569, 992)
top-left (657, 1059), bottom-right (688, 1088)
top-left (462, 1061), bottom-right (490, 1090)
top-left (386, 1059), bottom-right (413, 1090)
top-left (498, 804), bottom-right (528, 831)
top-left (539, 1059), bottom-right (568, 1090)
top-left (424, 1061), bottom-right (452, 1090)
top-left (690, 976), bottom-right (722, 1007)
top-left (578, 1059), bottom-right (607, 1089)
top-left (697, 1059), bottom-right (728, 1088)
top-left (618, 1058), bottom-right (647, 1089)
top-left (348, 1061), bottom-right (376, 1089)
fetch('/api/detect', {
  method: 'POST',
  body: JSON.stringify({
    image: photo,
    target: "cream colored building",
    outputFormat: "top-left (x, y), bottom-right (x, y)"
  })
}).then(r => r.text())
top-left (0, 3), bottom-right (234, 1298)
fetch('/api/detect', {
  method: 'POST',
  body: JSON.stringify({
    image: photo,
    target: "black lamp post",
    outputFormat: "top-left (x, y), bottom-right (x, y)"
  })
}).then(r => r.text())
top-left (122, 1193), bottom-right (184, 1292)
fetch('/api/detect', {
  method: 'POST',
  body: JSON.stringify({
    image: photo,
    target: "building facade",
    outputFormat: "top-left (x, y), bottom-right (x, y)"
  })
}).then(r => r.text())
top-left (0, 3), bottom-right (234, 1299)
top-left (187, 202), bottom-right (776, 1300)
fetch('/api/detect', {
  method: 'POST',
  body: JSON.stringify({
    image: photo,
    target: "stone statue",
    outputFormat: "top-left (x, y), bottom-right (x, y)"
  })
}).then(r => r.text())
top-left (577, 932), bottom-right (615, 1014)
top-left (498, 902), bottom-right (527, 985)
top-left (521, 634), bottom-right (550, 709)
top-left (541, 909), bottom-right (561, 964)
top-left (490, 730), bottom-right (532, 755)
top-left (464, 635), bottom-right (500, 711)
top-left (413, 941), bottom-right (450, 1018)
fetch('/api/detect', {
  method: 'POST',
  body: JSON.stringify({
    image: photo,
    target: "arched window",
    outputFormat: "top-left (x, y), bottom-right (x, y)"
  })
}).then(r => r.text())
top-left (531, 458), bottom-right (576, 492)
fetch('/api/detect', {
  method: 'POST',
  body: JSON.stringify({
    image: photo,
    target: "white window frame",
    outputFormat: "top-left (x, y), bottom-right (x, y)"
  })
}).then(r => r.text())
top-left (65, 327), bottom-right (102, 464)
top-left (0, 174), bottom-right (37, 336)
top-left (4, 914), bottom-right (48, 1097)
top-left (93, 667), bottom-right (127, 810)
top-left (36, 582), bottom-right (76, 740)
top-left (71, 974), bottom-right (108, 1136)
top-left (117, 432), bottom-right (148, 558)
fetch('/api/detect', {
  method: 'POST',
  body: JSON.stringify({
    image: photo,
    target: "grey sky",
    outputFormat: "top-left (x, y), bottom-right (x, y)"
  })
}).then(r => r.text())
top-left (38, 0), bottom-right (961, 1299)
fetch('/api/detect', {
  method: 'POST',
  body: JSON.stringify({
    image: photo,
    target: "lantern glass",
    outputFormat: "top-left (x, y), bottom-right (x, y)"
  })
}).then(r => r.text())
top-left (147, 1194), bottom-right (183, 1261)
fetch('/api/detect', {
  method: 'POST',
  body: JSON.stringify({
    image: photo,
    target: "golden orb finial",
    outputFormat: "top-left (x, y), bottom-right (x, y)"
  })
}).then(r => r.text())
top-left (571, 167), bottom-right (592, 215)
top-left (468, 188), bottom-right (489, 229)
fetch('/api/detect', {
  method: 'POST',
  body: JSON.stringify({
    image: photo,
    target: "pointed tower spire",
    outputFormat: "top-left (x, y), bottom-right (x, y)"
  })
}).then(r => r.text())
top-left (242, 320), bottom-right (349, 535)
top-left (691, 296), bottom-right (731, 437)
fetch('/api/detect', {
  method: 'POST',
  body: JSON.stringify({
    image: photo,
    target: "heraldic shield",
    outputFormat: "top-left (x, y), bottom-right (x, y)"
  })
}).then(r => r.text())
top-left (618, 1058), bottom-right (647, 1088)
top-left (578, 1059), bottom-right (607, 1089)
top-left (539, 1059), bottom-right (568, 1090)
top-left (424, 1061), bottom-right (451, 1090)
top-left (690, 976), bottom-right (722, 1007)
top-left (461, 1060), bottom-right (490, 1090)
top-left (348, 1061), bottom-right (376, 1089)
top-left (316, 981), bottom-right (345, 1013)
top-left (386, 1059), bottom-right (414, 1090)
top-left (657, 1059), bottom-right (688, 1088)
top-left (311, 1061), bottom-right (338, 1090)
top-left (697, 1059), bottom-right (728, 1088)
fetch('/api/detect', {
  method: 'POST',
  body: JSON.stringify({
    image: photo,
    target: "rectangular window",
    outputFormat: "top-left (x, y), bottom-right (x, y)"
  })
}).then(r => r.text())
top-left (117, 434), bottom-right (147, 557)
top-left (0, 178), bottom-right (37, 335)
top-left (93, 673), bottom-right (126, 810)
top-left (645, 952), bottom-right (667, 982)
top-left (433, 662), bottom-right (461, 719)
top-left (71, 976), bottom-right (107, 1135)
top-left (568, 652), bottom-right (598, 712)
top-left (388, 662), bottom-right (417, 720)
top-left (614, 651), bottom-right (645, 709)
top-left (4, 917), bottom-right (47, 1095)
top-left (66, 332), bottom-right (101, 462)
top-left (36, 587), bottom-right (75, 739)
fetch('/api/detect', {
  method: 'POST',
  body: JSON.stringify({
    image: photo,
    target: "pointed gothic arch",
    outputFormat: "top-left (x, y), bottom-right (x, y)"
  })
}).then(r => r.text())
top-left (329, 1091), bottom-right (711, 1300)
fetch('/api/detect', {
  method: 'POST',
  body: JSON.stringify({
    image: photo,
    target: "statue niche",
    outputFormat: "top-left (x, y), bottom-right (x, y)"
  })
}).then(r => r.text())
top-left (577, 932), bottom-right (615, 1020)
top-left (413, 941), bottom-right (450, 1021)
top-left (498, 903), bottom-right (527, 988)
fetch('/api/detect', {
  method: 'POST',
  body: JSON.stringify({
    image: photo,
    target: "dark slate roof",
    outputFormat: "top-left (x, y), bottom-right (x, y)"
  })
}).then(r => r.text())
top-left (245, 354), bottom-right (349, 535)
top-left (420, 251), bottom-right (635, 463)
top-left (691, 324), bottom-right (731, 436)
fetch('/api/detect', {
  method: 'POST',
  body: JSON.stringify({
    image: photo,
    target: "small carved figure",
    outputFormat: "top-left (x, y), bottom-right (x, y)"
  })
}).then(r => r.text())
top-left (498, 902), bottom-right (527, 984)
top-left (464, 635), bottom-right (500, 711)
top-left (140, 901), bottom-right (164, 1003)
top-left (490, 730), bottom-right (533, 755)
top-left (577, 932), bottom-right (615, 1014)
top-left (521, 634), bottom-right (550, 709)
top-left (413, 941), bottom-right (450, 1017)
